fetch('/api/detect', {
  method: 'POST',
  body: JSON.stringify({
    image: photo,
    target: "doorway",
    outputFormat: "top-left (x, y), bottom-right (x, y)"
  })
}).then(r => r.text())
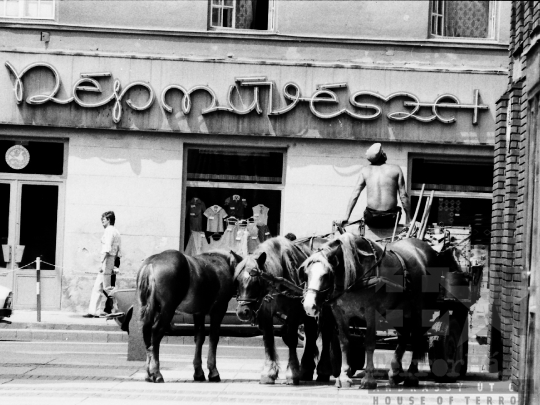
top-left (0, 180), bottom-right (63, 309)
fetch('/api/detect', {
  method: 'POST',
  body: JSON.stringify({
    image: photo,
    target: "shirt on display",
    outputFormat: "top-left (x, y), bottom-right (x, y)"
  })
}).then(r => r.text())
top-left (225, 194), bottom-right (247, 219)
top-left (188, 197), bottom-right (206, 232)
top-left (204, 205), bottom-right (228, 232)
top-left (252, 204), bottom-right (269, 225)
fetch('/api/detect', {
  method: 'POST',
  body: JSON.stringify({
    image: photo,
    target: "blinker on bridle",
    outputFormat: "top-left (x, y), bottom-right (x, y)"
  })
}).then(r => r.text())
top-left (235, 266), bottom-right (265, 305)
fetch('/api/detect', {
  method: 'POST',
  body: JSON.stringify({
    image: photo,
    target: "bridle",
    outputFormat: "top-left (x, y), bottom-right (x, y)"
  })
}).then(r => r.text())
top-left (236, 263), bottom-right (305, 324)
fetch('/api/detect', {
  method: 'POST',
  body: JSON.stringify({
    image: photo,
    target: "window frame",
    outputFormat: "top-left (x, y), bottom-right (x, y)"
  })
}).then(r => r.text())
top-left (408, 153), bottom-right (493, 200)
top-left (181, 144), bottom-right (286, 251)
top-left (208, 0), bottom-right (275, 32)
top-left (0, 0), bottom-right (56, 20)
top-left (428, 0), bottom-right (497, 41)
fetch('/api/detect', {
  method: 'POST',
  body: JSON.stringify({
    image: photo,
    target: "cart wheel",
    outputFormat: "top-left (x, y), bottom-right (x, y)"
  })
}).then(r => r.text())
top-left (429, 317), bottom-right (467, 382)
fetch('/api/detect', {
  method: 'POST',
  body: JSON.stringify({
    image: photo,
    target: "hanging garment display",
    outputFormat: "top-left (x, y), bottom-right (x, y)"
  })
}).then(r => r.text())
top-left (207, 233), bottom-right (225, 251)
top-left (252, 204), bottom-right (269, 225)
top-left (188, 197), bottom-right (206, 232)
top-left (258, 224), bottom-right (272, 243)
top-left (219, 218), bottom-right (240, 251)
top-left (204, 205), bottom-right (227, 232)
top-left (225, 195), bottom-right (247, 219)
top-left (246, 221), bottom-right (260, 254)
top-left (232, 220), bottom-right (249, 256)
top-left (184, 231), bottom-right (209, 256)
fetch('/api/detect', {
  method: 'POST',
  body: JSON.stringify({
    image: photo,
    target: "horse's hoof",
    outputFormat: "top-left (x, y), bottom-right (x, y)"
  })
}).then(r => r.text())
top-left (208, 374), bottom-right (221, 383)
top-left (193, 374), bottom-right (206, 382)
top-left (145, 376), bottom-right (153, 383)
top-left (389, 373), bottom-right (405, 387)
top-left (316, 374), bottom-right (331, 382)
top-left (336, 378), bottom-right (353, 388)
top-left (155, 375), bottom-right (165, 383)
top-left (286, 377), bottom-right (300, 386)
top-left (359, 380), bottom-right (377, 390)
top-left (260, 376), bottom-right (276, 385)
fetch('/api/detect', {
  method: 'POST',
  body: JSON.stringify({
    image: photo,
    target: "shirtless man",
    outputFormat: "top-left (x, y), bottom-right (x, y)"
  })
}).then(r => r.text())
top-left (339, 143), bottom-right (411, 229)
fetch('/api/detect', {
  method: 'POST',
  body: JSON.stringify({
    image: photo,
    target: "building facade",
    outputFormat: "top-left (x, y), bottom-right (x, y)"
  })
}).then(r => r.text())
top-left (0, 1), bottom-right (510, 312)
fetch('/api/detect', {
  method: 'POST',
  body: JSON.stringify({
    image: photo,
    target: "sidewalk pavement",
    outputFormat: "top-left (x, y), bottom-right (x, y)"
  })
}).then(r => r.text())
top-left (0, 310), bottom-right (269, 346)
top-left (0, 310), bottom-right (490, 362)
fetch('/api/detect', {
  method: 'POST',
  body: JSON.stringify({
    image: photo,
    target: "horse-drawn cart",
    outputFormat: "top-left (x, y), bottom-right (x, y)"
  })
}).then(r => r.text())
top-left (335, 222), bottom-right (484, 382)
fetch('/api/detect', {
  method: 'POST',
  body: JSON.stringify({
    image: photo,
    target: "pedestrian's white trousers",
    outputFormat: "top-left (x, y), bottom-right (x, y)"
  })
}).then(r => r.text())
top-left (87, 255), bottom-right (114, 316)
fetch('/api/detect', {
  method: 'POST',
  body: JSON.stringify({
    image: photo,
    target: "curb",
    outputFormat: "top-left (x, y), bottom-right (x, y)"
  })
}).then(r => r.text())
top-left (0, 327), bottom-right (274, 346)
top-left (0, 321), bottom-right (118, 332)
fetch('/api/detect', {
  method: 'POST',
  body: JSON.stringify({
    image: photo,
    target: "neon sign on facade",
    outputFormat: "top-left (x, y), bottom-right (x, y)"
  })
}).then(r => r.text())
top-left (5, 61), bottom-right (489, 125)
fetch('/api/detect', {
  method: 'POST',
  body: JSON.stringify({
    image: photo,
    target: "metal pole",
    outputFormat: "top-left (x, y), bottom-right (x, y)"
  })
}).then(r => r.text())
top-left (406, 184), bottom-right (425, 238)
top-left (36, 257), bottom-right (41, 323)
top-left (419, 191), bottom-right (435, 241)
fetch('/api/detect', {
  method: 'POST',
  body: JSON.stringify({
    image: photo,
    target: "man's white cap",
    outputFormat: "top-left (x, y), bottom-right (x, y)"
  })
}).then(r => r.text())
top-left (366, 143), bottom-right (383, 163)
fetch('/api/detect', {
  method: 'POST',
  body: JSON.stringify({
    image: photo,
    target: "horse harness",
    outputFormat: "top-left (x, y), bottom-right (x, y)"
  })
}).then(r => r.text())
top-left (307, 239), bottom-right (411, 306)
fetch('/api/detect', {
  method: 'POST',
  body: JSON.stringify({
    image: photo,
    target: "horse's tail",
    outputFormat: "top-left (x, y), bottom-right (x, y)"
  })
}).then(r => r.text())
top-left (338, 233), bottom-right (358, 289)
top-left (137, 262), bottom-right (156, 324)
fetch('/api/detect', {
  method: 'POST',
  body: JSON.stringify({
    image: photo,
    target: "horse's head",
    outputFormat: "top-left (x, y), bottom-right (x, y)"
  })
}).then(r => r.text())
top-left (301, 233), bottom-right (373, 317)
top-left (300, 239), bottom-right (342, 318)
top-left (233, 251), bottom-right (267, 323)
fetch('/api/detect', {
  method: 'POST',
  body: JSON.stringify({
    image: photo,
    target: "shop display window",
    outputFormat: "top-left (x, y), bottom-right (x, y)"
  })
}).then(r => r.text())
top-left (184, 146), bottom-right (284, 255)
top-left (409, 154), bottom-right (493, 246)
top-left (411, 196), bottom-right (491, 245)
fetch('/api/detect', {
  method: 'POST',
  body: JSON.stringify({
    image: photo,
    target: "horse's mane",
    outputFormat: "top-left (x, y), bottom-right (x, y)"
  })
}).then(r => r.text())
top-left (236, 236), bottom-right (309, 285)
top-left (299, 233), bottom-right (360, 290)
top-left (338, 233), bottom-right (359, 289)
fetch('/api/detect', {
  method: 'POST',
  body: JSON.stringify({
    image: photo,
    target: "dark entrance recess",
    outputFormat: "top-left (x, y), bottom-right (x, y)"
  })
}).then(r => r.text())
top-left (0, 183), bottom-right (9, 268)
top-left (18, 184), bottom-right (58, 270)
top-left (0, 140), bottom-right (64, 175)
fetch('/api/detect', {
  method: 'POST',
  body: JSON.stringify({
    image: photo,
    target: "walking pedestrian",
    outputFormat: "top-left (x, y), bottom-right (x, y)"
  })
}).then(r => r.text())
top-left (83, 211), bottom-right (122, 318)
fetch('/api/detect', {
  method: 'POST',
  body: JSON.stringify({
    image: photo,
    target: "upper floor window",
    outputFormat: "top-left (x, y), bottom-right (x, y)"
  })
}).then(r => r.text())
top-left (210, 0), bottom-right (273, 30)
top-left (1, 0), bottom-right (55, 19)
top-left (430, 1), bottom-right (495, 39)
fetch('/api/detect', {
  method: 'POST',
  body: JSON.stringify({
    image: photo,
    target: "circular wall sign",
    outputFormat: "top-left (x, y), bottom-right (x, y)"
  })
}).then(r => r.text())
top-left (5, 145), bottom-right (30, 170)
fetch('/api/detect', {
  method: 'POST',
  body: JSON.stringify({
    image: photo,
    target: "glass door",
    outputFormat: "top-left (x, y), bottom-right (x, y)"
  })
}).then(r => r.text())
top-left (14, 181), bottom-right (62, 309)
top-left (0, 180), bottom-right (63, 309)
top-left (0, 181), bottom-right (16, 291)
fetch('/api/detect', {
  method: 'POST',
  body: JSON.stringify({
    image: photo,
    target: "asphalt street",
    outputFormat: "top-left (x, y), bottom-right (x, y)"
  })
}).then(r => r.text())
top-left (0, 341), bottom-right (518, 405)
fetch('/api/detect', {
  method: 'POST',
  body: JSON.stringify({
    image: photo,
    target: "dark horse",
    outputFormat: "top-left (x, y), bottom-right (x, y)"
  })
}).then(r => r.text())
top-left (302, 233), bottom-right (442, 389)
top-left (232, 236), bottom-right (337, 385)
top-left (137, 249), bottom-right (237, 383)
